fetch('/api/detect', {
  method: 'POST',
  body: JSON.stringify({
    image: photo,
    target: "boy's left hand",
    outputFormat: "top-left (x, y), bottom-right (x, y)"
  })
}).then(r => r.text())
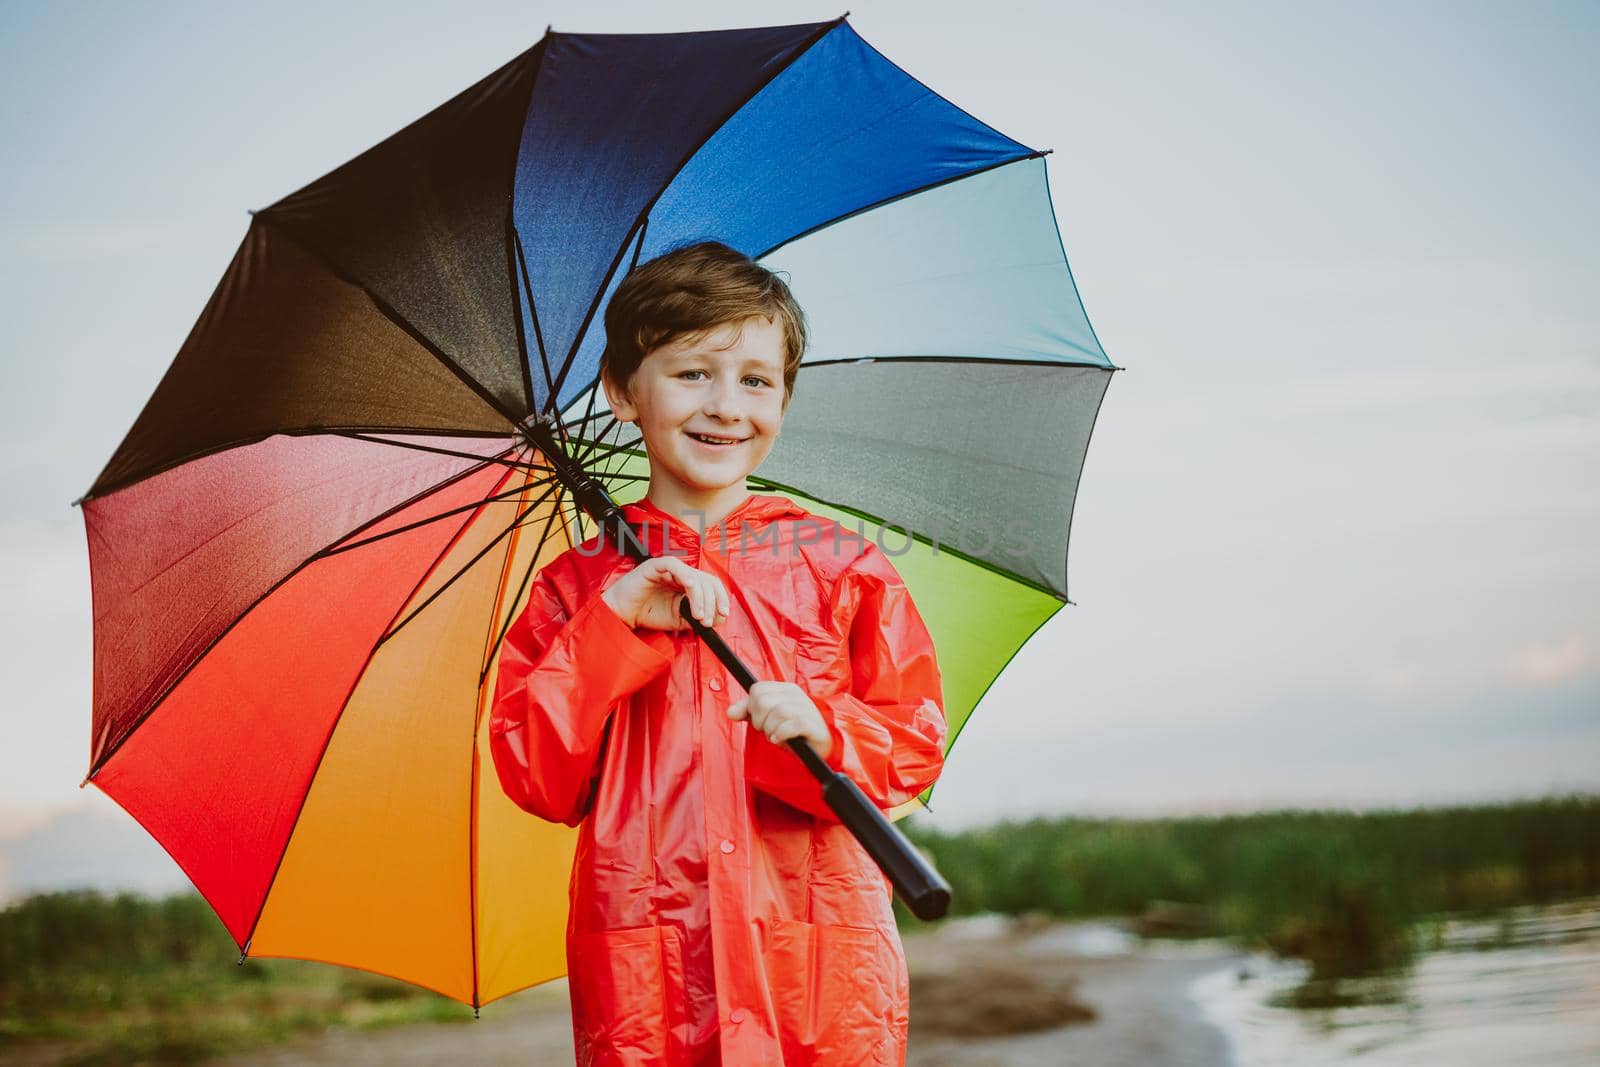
top-left (727, 682), bottom-right (832, 760)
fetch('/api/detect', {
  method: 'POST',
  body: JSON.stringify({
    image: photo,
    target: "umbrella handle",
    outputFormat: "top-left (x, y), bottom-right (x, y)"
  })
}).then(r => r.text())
top-left (675, 599), bottom-right (952, 921)
top-left (521, 418), bottom-right (951, 920)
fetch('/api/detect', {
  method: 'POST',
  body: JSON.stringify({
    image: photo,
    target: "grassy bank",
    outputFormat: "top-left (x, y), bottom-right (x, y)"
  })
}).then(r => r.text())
top-left (904, 794), bottom-right (1600, 982)
top-left (0, 891), bottom-right (471, 1064)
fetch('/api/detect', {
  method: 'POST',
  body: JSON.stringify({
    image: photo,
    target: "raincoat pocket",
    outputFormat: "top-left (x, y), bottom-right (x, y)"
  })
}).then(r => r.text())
top-left (569, 925), bottom-right (687, 1067)
top-left (763, 917), bottom-right (904, 1065)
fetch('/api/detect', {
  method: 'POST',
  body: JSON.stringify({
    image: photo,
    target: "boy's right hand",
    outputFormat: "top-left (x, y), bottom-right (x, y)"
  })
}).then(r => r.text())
top-left (601, 556), bottom-right (730, 631)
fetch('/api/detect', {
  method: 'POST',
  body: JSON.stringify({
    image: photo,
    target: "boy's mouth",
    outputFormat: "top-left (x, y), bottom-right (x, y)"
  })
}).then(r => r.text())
top-left (686, 431), bottom-right (750, 447)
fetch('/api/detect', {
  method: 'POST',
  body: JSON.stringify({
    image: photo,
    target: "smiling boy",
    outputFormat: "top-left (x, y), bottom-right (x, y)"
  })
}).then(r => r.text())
top-left (488, 241), bottom-right (946, 1066)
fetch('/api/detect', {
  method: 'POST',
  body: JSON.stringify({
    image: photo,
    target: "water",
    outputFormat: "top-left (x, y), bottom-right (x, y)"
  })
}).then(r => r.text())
top-left (1191, 898), bottom-right (1600, 1065)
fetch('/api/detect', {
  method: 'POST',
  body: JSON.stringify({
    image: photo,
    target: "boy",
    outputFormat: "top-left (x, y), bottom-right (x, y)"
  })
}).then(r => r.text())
top-left (488, 241), bottom-right (946, 1066)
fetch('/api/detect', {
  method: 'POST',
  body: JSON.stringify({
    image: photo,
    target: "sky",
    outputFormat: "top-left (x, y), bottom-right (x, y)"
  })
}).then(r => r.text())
top-left (1, 0), bottom-right (1596, 894)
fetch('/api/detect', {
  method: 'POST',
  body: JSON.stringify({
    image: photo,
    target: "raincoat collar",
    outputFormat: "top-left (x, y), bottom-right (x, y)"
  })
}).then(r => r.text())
top-left (620, 493), bottom-right (808, 552)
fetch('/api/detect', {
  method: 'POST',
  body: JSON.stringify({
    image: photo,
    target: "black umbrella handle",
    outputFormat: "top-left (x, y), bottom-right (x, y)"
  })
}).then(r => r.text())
top-left (522, 419), bottom-right (951, 920)
top-left (673, 600), bottom-right (951, 921)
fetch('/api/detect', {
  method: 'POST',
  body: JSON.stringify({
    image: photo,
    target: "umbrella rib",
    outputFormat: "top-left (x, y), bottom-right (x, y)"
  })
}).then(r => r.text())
top-left (562, 363), bottom-right (611, 451)
top-left (933, 600), bottom-right (1065, 802)
top-left (547, 218), bottom-right (647, 410)
top-left (556, 486), bottom-right (591, 548)
top-left (328, 431), bottom-right (636, 484)
top-left (259, 218), bottom-right (527, 428)
top-left (466, 464), bottom-right (543, 1013)
top-left (576, 432), bottom-right (645, 467)
top-left (475, 479), bottom-right (538, 681)
top-left (743, 473), bottom-right (1065, 601)
top-left (512, 226), bottom-right (557, 404)
top-left (1040, 152), bottom-right (1119, 375)
top-left (798, 354), bottom-right (1122, 372)
top-left (331, 431), bottom-right (533, 470)
top-left (505, 210), bottom-right (540, 417)
top-left (572, 417), bottom-right (621, 466)
top-left (236, 461), bottom-right (524, 957)
top-left (320, 475), bottom-right (551, 558)
top-left (499, 37), bottom-right (553, 434)
top-left (80, 426), bottom-right (515, 506)
top-left (376, 479), bottom-right (564, 648)
top-left (477, 484), bottom-right (572, 685)
top-left (1055, 364), bottom-right (1115, 607)
top-left (85, 448), bottom-right (525, 779)
top-left (561, 381), bottom-right (635, 475)
top-left (754, 151), bottom-right (1045, 262)
top-left (522, 420), bottom-right (651, 488)
top-left (594, 427), bottom-right (641, 490)
top-left (545, 16), bottom-right (844, 410)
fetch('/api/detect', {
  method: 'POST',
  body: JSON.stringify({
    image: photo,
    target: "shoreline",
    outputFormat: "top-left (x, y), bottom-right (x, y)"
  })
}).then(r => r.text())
top-left (905, 917), bottom-right (1241, 1067)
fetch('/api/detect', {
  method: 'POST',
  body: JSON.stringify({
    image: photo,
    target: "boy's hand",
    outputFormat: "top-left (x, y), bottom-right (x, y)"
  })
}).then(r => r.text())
top-left (601, 556), bottom-right (730, 631)
top-left (728, 682), bottom-right (833, 760)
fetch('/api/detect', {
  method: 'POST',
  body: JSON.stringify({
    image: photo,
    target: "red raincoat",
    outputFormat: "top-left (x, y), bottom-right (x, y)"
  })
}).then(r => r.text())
top-left (489, 493), bottom-right (946, 1065)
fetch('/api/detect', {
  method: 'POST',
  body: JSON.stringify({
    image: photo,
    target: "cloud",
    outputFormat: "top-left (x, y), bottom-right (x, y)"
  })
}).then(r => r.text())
top-left (1503, 635), bottom-right (1594, 687)
top-left (1362, 663), bottom-right (1423, 697)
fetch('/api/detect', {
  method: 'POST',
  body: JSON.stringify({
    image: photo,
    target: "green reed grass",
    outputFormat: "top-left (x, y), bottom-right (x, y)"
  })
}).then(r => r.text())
top-left (904, 794), bottom-right (1600, 982)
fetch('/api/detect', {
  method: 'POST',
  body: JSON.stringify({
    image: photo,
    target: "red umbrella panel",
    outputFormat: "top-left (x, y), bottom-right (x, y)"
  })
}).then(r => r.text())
top-left (85, 433), bottom-right (598, 1002)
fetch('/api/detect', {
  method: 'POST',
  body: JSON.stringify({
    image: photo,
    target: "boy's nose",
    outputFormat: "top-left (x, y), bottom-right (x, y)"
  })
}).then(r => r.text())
top-left (702, 381), bottom-right (743, 420)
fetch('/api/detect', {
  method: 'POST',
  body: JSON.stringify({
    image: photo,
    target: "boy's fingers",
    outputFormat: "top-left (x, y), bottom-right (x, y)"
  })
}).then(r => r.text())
top-left (660, 557), bottom-right (691, 589)
top-left (697, 578), bottom-right (713, 624)
top-left (679, 578), bottom-right (698, 625)
top-left (727, 698), bottom-right (747, 720)
top-left (744, 698), bottom-right (768, 731)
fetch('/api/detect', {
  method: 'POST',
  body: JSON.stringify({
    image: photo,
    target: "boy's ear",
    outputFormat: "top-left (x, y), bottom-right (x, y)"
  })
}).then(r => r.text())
top-left (601, 371), bottom-right (638, 424)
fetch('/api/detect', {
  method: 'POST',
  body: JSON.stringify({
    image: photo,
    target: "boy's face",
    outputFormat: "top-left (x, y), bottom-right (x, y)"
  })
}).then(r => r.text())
top-left (602, 315), bottom-right (788, 508)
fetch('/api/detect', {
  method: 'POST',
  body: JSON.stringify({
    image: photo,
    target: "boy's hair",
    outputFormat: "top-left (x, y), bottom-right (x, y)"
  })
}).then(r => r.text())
top-left (599, 241), bottom-right (808, 404)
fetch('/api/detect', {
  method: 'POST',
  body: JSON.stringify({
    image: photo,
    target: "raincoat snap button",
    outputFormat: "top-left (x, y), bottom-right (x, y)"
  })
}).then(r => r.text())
top-left (719, 839), bottom-right (735, 854)
top-left (730, 1009), bottom-right (747, 1024)
top-left (708, 677), bottom-right (723, 692)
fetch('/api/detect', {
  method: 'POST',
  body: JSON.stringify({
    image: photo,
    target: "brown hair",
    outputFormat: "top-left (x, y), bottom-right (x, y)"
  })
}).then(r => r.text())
top-left (599, 241), bottom-right (808, 404)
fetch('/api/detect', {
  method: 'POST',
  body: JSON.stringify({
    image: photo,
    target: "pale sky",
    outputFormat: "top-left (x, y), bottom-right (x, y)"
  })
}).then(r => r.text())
top-left (1, 0), bottom-right (1596, 881)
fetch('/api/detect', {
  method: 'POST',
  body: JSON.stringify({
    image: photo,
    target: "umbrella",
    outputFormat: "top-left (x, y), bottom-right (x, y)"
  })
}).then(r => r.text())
top-left (79, 16), bottom-right (1116, 1008)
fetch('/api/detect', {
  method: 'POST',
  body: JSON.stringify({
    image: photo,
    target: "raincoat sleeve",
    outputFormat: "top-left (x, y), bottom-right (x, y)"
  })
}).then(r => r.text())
top-left (488, 565), bottom-right (675, 827)
top-left (745, 544), bottom-right (947, 821)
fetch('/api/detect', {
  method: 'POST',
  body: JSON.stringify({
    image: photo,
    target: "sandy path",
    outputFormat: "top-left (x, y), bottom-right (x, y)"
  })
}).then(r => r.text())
top-left (217, 981), bottom-right (576, 1066)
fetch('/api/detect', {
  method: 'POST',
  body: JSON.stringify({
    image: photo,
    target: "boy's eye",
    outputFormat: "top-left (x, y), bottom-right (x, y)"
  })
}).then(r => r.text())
top-left (677, 370), bottom-right (707, 381)
top-left (742, 376), bottom-right (772, 388)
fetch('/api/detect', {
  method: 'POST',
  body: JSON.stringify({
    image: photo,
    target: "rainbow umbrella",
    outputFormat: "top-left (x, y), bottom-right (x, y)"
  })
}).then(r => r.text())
top-left (80, 17), bottom-right (1116, 1008)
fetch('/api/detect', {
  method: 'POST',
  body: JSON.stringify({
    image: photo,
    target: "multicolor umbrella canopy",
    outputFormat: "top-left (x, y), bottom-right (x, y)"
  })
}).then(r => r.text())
top-left (80, 17), bottom-right (1115, 1007)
